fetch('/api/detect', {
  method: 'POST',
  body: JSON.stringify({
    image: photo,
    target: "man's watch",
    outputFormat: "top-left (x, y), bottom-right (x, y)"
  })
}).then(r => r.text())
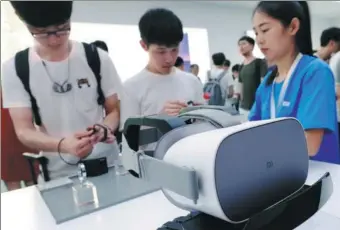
top-left (95, 123), bottom-right (114, 135)
top-left (92, 124), bottom-right (109, 142)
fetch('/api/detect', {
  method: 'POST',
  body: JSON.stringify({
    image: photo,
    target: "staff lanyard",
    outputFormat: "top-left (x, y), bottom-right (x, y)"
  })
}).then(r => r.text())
top-left (270, 53), bottom-right (303, 119)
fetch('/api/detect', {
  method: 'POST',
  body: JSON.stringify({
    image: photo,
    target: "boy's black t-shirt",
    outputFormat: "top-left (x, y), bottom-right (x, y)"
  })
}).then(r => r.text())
top-left (238, 59), bottom-right (268, 110)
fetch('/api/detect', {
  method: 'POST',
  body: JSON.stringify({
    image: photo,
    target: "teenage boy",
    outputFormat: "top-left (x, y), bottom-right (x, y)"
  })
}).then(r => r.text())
top-left (122, 8), bottom-right (203, 148)
top-left (1, 1), bottom-right (123, 180)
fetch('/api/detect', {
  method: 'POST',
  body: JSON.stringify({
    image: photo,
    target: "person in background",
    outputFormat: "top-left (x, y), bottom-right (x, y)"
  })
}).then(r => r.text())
top-left (122, 8), bottom-right (204, 150)
top-left (330, 49), bottom-right (340, 95)
top-left (223, 59), bottom-right (231, 72)
top-left (315, 27), bottom-right (340, 62)
top-left (231, 64), bottom-right (241, 81)
top-left (91, 40), bottom-right (109, 52)
top-left (331, 50), bottom-right (340, 148)
top-left (224, 59), bottom-right (233, 96)
top-left (234, 36), bottom-right (267, 116)
top-left (190, 64), bottom-right (201, 82)
top-left (230, 64), bottom-right (241, 110)
top-left (315, 28), bottom-right (340, 142)
top-left (328, 33), bottom-right (340, 145)
top-left (207, 52), bottom-right (233, 99)
top-left (249, 1), bottom-right (339, 164)
top-left (230, 64), bottom-right (240, 93)
top-left (190, 64), bottom-right (199, 77)
top-left (2, 2), bottom-right (123, 180)
top-left (174, 56), bottom-right (185, 70)
top-left (316, 28), bottom-right (340, 97)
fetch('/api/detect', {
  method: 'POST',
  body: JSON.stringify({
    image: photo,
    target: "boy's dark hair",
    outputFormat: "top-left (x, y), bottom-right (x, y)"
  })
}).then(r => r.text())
top-left (139, 8), bottom-right (183, 47)
top-left (212, 52), bottom-right (226, 66)
top-left (190, 64), bottom-right (199, 69)
top-left (254, 1), bottom-right (313, 86)
top-left (175, 56), bottom-right (184, 67)
top-left (238, 36), bottom-right (255, 46)
top-left (232, 64), bottom-right (241, 72)
top-left (320, 27), bottom-right (340, 47)
top-left (223, 59), bottom-right (231, 67)
top-left (11, 1), bottom-right (73, 27)
top-left (91, 40), bottom-right (109, 52)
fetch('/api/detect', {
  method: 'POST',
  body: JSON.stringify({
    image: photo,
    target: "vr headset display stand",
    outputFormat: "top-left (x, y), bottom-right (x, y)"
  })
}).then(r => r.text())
top-left (122, 148), bottom-right (333, 230)
top-left (157, 172), bottom-right (332, 230)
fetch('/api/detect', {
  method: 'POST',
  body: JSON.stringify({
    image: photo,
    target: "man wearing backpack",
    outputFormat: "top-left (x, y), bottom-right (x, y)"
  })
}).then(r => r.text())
top-left (1, 2), bottom-right (123, 180)
top-left (204, 53), bottom-right (233, 105)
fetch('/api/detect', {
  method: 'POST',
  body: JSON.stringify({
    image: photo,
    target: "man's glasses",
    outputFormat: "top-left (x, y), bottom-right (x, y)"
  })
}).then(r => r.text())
top-left (31, 28), bottom-right (71, 39)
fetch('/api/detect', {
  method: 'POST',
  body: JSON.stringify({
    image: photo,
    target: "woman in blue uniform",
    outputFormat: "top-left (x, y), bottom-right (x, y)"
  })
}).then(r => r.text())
top-left (249, 1), bottom-right (340, 164)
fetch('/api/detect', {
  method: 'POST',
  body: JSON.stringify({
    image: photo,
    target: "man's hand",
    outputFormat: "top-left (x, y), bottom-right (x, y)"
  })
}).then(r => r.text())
top-left (74, 130), bottom-right (94, 139)
top-left (161, 100), bottom-right (188, 116)
top-left (60, 131), bottom-right (94, 159)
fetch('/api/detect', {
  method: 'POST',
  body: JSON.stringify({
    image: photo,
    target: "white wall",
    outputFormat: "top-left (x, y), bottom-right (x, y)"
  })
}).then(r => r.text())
top-left (70, 23), bottom-right (210, 81)
top-left (1, 2), bottom-right (33, 62)
top-left (1, 1), bottom-right (334, 68)
top-left (72, 1), bottom-right (334, 66)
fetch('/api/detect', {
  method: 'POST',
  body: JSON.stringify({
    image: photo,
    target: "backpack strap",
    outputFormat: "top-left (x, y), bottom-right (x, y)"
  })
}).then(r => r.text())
top-left (216, 69), bottom-right (227, 82)
top-left (15, 48), bottom-right (42, 126)
top-left (82, 43), bottom-right (105, 106)
top-left (207, 70), bottom-right (212, 81)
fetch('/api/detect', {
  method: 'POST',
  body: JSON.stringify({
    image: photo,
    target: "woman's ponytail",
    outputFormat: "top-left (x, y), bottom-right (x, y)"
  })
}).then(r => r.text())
top-left (296, 1), bottom-right (313, 56)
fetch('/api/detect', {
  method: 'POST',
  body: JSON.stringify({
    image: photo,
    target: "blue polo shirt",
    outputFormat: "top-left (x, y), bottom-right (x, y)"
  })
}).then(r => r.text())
top-left (249, 55), bottom-right (340, 164)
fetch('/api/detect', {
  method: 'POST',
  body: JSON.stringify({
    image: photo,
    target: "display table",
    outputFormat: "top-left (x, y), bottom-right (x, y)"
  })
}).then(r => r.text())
top-left (39, 168), bottom-right (159, 224)
top-left (306, 160), bottom-right (340, 218)
top-left (1, 160), bottom-right (339, 230)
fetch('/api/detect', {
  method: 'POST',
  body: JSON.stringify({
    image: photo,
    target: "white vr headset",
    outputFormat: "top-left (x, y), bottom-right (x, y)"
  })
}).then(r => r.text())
top-left (122, 109), bottom-right (313, 224)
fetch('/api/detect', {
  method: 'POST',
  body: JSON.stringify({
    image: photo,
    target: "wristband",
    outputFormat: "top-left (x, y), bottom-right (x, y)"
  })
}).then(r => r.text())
top-left (57, 138), bottom-right (65, 154)
top-left (100, 124), bottom-right (114, 134)
top-left (94, 124), bottom-right (109, 142)
top-left (58, 137), bottom-right (80, 166)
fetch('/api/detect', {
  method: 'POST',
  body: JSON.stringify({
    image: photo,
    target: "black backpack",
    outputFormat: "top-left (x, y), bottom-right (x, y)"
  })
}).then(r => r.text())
top-left (14, 43), bottom-right (105, 126)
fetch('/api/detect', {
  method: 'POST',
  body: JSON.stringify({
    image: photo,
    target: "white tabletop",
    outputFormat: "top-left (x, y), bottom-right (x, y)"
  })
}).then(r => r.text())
top-left (1, 160), bottom-right (340, 230)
